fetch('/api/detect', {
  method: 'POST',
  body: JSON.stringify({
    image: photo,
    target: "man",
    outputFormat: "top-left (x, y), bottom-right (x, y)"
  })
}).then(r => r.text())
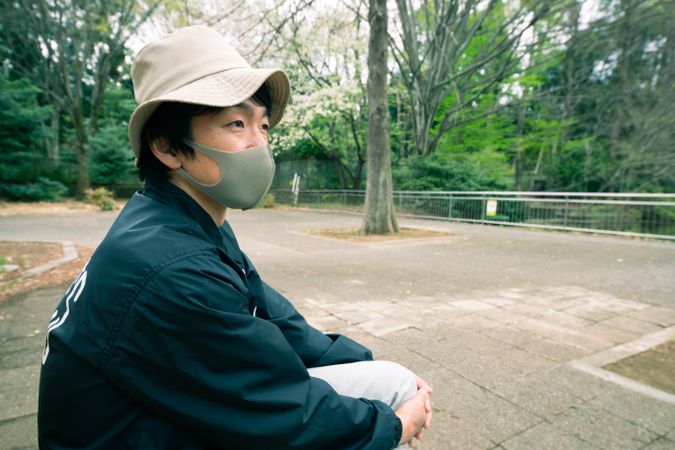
top-left (38, 25), bottom-right (432, 449)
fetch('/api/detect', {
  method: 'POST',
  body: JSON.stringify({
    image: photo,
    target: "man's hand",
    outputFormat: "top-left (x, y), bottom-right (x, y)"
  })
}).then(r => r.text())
top-left (415, 375), bottom-right (433, 438)
top-left (395, 388), bottom-right (430, 445)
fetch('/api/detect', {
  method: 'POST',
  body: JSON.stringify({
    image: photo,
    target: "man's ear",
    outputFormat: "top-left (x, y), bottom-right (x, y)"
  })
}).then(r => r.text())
top-left (150, 137), bottom-right (182, 170)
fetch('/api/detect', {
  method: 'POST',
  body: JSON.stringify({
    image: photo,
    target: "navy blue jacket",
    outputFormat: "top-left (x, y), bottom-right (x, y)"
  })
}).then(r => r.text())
top-left (38, 178), bottom-right (399, 449)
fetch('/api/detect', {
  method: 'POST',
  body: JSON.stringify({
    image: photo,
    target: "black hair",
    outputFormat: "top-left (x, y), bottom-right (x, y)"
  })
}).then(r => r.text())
top-left (137, 83), bottom-right (272, 182)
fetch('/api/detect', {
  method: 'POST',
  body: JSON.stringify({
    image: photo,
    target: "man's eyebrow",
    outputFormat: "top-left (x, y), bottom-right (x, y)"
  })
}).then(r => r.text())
top-left (229, 100), bottom-right (269, 117)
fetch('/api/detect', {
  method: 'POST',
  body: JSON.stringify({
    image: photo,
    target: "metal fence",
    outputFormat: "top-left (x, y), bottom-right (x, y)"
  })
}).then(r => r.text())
top-left (271, 189), bottom-right (675, 240)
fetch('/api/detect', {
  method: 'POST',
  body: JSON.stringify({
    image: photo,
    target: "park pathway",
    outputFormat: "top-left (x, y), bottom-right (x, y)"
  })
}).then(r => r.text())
top-left (1, 208), bottom-right (674, 449)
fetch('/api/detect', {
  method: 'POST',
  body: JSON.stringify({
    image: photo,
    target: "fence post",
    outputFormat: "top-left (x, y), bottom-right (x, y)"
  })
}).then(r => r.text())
top-left (563, 195), bottom-right (569, 230)
top-left (292, 173), bottom-right (300, 205)
top-left (448, 194), bottom-right (454, 220)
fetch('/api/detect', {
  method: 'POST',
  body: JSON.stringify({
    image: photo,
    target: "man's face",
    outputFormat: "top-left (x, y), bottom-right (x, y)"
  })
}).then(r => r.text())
top-left (181, 99), bottom-right (270, 185)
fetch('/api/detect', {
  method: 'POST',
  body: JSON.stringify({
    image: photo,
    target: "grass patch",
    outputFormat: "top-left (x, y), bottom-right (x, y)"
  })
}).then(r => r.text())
top-left (304, 227), bottom-right (450, 243)
top-left (603, 339), bottom-right (675, 395)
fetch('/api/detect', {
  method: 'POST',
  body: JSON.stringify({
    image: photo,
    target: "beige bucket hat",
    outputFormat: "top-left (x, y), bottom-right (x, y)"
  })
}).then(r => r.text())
top-left (128, 25), bottom-right (290, 158)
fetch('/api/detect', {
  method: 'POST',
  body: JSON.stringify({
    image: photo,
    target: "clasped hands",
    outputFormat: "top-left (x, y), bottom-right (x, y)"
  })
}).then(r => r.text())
top-left (395, 375), bottom-right (433, 445)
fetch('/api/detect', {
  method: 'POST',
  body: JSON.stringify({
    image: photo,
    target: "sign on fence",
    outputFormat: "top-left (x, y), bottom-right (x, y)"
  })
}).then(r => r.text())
top-left (486, 199), bottom-right (498, 217)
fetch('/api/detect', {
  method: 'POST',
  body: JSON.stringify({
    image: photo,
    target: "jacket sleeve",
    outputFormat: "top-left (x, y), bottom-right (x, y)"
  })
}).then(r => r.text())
top-left (103, 253), bottom-right (398, 450)
top-left (257, 280), bottom-right (374, 368)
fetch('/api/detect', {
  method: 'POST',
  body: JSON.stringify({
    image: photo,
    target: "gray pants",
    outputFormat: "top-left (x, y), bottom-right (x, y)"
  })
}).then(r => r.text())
top-left (308, 360), bottom-right (418, 449)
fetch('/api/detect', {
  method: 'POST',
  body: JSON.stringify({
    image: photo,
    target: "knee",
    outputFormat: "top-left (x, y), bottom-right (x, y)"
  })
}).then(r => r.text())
top-left (376, 361), bottom-right (417, 407)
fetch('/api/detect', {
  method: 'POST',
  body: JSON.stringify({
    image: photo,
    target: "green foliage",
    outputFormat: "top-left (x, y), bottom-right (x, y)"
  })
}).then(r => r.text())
top-left (0, 76), bottom-right (50, 153)
top-left (393, 156), bottom-right (509, 191)
top-left (84, 187), bottom-right (116, 211)
top-left (0, 73), bottom-right (52, 184)
top-left (275, 138), bottom-right (327, 162)
top-left (1, 0), bottom-right (159, 197)
top-left (89, 119), bottom-right (136, 187)
top-left (0, 0), bottom-right (673, 200)
top-left (99, 85), bottom-right (137, 123)
top-left (541, 137), bottom-right (604, 191)
top-left (433, 93), bottom-right (515, 190)
top-left (88, 85), bottom-right (139, 196)
top-left (0, 177), bottom-right (68, 201)
top-left (437, 113), bottom-right (515, 156)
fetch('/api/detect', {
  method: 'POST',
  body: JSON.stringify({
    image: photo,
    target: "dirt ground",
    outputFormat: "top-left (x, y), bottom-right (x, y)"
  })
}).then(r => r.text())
top-left (0, 199), bottom-right (127, 217)
top-left (604, 340), bottom-right (675, 395)
top-left (304, 227), bottom-right (450, 242)
top-left (0, 241), bottom-right (93, 303)
top-left (0, 200), bottom-right (101, 216)
top-left (0, 241), bottom-right (64, 282)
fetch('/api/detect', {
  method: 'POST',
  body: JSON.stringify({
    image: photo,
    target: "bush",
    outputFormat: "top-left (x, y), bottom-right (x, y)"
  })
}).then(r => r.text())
top-left (85, 187), bottom-right (116, 211)
top-left (256, 193), bottom-right (276, 209)
top-left (0, 177), bottom-right (68, 201)
top-left (485, 214), bottom-right (510, 222)
top-left (393, 156), bottom-right (509, 192)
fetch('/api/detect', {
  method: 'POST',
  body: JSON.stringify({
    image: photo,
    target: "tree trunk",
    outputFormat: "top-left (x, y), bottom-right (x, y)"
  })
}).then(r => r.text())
top-left (513, 105), bottom-right (525, 191)
top-left (348, 112), bottom-right (366, 190)
top-left (76, 140), bottom-right (90, 198)
top-left (353, 158), bottom-right (364, 190)
top-left (561, 0), bottom-right (580, 145)
top-left (610, 0), bottom-right (634, 162)
top-left (362, 0), bottom-right (398, 235)
top-left (71, 107), bottom-right (90, 198)
top-left (45, 105), bottom-right (60, 163)
top-left (332, 157), bottom-right (347, 189)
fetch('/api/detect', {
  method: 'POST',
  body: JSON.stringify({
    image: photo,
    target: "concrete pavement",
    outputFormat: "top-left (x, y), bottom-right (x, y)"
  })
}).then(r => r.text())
top-left (0, 211), bottom-right (117, 248)
top-left (1, 208), bottom-right (675, 449)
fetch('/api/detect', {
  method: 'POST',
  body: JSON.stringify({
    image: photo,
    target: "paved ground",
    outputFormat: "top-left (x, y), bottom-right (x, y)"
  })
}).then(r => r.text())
top-left (1, 208), bottom-right (675, 449)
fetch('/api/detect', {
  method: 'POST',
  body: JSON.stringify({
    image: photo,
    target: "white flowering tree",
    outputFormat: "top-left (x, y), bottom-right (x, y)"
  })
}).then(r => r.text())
top-left (269, 1), bottom-right (371, 190)
top-left (276, 79), bottom-right (367, 189)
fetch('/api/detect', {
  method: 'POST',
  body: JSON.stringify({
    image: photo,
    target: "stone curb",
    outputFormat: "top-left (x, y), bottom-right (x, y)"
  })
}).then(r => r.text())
top-left (21, 240), bottom-right (79, 279)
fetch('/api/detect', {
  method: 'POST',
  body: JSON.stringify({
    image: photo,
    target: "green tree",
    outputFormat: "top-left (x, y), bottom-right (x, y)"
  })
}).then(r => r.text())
top-left (89, 84), bottom-right (139, 192)
top-left (389, 0), bottom-right (559, 157)
top-left (1, 0), bottom-right (161, 197)
top-left (434, 91), bottom-right (515, 190)
top-left (535, 0), bottom-right (675, 192)
top-left (0, 71), bottom-right (52, 185)
top-left (394, 156), bottom-right (508, 191)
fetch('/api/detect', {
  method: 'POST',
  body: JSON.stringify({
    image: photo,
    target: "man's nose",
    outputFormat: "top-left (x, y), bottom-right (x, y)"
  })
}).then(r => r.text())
top-left (248, 127), bottom-right (267, 148)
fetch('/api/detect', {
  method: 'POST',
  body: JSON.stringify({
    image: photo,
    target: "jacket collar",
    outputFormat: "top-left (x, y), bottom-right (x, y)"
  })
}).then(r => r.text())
top-left (142, 176), bottom-right (225, 247)
top-left (142, 177), bottom-right (247, 267)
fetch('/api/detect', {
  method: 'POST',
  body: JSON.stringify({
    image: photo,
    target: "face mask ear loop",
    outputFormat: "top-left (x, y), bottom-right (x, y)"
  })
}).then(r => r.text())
top-left (178, 140), bottom-right (223, 187)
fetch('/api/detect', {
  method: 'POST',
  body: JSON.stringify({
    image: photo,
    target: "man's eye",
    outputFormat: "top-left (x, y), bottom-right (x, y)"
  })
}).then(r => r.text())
top-left (229, 120), bottom-right (244, 128)
top-left (261, 123), bottom-right (270, 132)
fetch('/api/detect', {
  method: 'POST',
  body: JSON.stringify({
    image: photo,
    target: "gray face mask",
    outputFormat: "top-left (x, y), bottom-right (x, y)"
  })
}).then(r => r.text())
top-left (177, 139), bottom-right (275, 210)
